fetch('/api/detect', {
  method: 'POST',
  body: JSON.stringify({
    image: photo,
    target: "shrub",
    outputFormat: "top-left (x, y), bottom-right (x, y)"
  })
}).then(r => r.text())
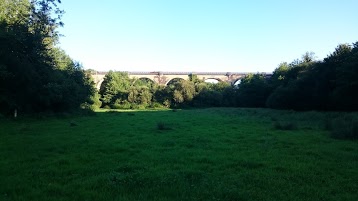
top-left (163, 100), bottom-right (171, 108)
top-left (111, 101), bottom-right (131, 109)
top-left (150, 102), bottom-right (165, 109)
top-left (111, 103), bottom-right (122, 109)
top-left (130, 104), bottom-right (146, 110)
top-left (103, 105), bottom-right (111, 109)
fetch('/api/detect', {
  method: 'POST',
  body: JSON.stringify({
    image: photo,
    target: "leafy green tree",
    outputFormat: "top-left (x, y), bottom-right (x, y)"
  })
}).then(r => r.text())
top-left (99, 71), bottom-right (133, 107)
top-left (194, 89), bottom-right (223, 107)
top-left (153, 85), bottom-right (171, 107)
top-left (0, 0), bottom-right (30, 25)
top-left (192, 81), bottom-right (236, 107)
top-left (127, 86), bottom-right (152, 106)
top-left (236, 74), bottom-right (271, 107)
top-left (173, 90), bottom-right (184, 104)
top-left (127, 87), bottom-right (139, 104)
top-left (139, 87), bottom-right (153, 105)
top-left (269, 62), bottom-right (289, 88)
top-left (171, 80), bottom-right (195, 105)
top-left (266, 54), bottom-right (318, 110)
top-left (188, 73), bottom-right (202, 84)
top-left (195, 82), bottom-right (210, 94)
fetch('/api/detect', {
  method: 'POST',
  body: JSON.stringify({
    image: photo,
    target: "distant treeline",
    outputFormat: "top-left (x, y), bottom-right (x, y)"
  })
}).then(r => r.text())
top-left (97, 42), bottom-right (358, 111)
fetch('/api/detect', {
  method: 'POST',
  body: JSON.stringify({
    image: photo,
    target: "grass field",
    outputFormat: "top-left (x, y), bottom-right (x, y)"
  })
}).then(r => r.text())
top-left (0, 108), bottom-right (357, 201)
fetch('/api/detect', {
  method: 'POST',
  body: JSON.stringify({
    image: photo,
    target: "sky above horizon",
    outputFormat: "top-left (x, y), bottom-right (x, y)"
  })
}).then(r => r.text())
top-left (58, 0), bottom-right (358, 72)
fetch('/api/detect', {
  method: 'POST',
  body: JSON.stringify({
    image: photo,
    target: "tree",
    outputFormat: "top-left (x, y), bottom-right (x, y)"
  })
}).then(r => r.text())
top-left (0, 0), bottom-right (31, 26)
top-left (99, 71), bottom-right (132, 107)
top-left (269, 62), bottom-right (289, 88)
top-left (236, 74), bottom-right (271, 108)
top-left (328, 43), bottom-right (358, 110)
top-left (266, 54), bottom-right (318, 110)
top-left (188, 73), bottom-right (202, 84)
top-left (171, 80), bottom-right (195, 105)
top-left (301, 51), bottom-right (316, 63)
top-left (0, 0), bottom-right (94, 114)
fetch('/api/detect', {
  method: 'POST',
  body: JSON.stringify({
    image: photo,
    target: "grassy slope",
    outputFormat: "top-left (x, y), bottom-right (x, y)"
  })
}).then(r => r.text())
top-left (0, 108), bottom-right (357, 201)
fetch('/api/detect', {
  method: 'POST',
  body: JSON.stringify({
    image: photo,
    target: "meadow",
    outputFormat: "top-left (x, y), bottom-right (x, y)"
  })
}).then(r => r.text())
top-left (0, 108), bottom-right (357, 201)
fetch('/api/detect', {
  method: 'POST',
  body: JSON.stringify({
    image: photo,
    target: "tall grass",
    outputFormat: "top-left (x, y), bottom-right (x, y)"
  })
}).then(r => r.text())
top-left (325, 114), bottom-right (358, 140)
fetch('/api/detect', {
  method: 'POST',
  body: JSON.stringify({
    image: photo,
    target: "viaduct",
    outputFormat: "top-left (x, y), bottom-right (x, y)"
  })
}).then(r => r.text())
top-left (91, 71), bottom-right (272, 89)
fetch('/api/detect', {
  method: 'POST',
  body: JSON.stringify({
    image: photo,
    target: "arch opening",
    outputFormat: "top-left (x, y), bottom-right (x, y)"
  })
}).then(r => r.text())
top-left (97, 79), bottom-right (104, 90)
top-left (204, 78), bottom-right (222, 84)
top-left (135, 77), bottom-right (155, 86)
top-left (232, 79), bottom-right (242, 86)
top-left (166, 78), bottom-right (185, 86)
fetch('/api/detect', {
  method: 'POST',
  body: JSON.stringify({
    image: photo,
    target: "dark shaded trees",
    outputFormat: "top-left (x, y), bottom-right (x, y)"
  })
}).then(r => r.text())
top-left (265, 43), bottom-right (358, 111)
top-left (266, 53), bottom-right (318, 110)
top-left (0, 0), bottom-right (94, 115)
top-left (236, 74), bottom-right (271, 108)
top-left (324, 43), bottom-right (358, 110)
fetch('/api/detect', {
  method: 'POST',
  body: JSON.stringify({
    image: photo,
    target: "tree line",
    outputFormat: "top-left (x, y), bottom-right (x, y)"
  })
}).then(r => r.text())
top-left (254, 43), bottom-right (358, 111)
top-left (0, 0), bottom-right (94, 116)
top-left (97, 42), bottom-right (358, 111)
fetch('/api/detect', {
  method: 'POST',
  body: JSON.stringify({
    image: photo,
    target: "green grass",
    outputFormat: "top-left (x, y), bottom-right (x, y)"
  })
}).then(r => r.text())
top-left (0, 108), bottom-right (357, 201)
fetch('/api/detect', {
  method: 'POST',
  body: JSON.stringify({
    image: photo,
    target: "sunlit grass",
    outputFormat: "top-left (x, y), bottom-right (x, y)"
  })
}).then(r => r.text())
top-left (0, 108), bottom-right (357, 201)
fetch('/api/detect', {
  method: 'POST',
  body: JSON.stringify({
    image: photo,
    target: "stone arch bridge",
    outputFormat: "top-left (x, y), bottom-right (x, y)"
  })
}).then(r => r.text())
top-left (91, 71), bottom-right (272, 89)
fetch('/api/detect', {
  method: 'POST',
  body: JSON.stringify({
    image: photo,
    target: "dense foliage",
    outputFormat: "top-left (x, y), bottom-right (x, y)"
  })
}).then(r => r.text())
top-left (0, 0), bottom-right (94, 115)
top-left (98, 42), bottom-right (358, 111)
top-left (266, 44), bottom-right (358, 111)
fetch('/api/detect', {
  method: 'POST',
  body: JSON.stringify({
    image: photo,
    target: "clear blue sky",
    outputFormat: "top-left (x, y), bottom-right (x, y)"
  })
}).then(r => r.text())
top-left (58, 0), bottom-right (358, 72)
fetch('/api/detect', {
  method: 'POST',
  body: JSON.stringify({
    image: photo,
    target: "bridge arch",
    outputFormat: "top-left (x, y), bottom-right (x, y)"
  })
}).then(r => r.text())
top-left (96, 79), bottom-right (105, 91)
top-left (166, 78), bottom-right (185, 86)
top-left (204, 78), bottom-right (223, 84)
top-left (135, 77), bottom-right (155, 84)
top-left (232, 78), bottom-right (242, 86)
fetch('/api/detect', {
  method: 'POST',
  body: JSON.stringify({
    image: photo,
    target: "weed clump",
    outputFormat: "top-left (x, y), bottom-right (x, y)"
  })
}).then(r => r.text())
top-left (157, 122), bottom-right (172, 131)
top-left (325, 115), bottom-right (358, 140)
top-left (70, 121), bottom-right (78, 127)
